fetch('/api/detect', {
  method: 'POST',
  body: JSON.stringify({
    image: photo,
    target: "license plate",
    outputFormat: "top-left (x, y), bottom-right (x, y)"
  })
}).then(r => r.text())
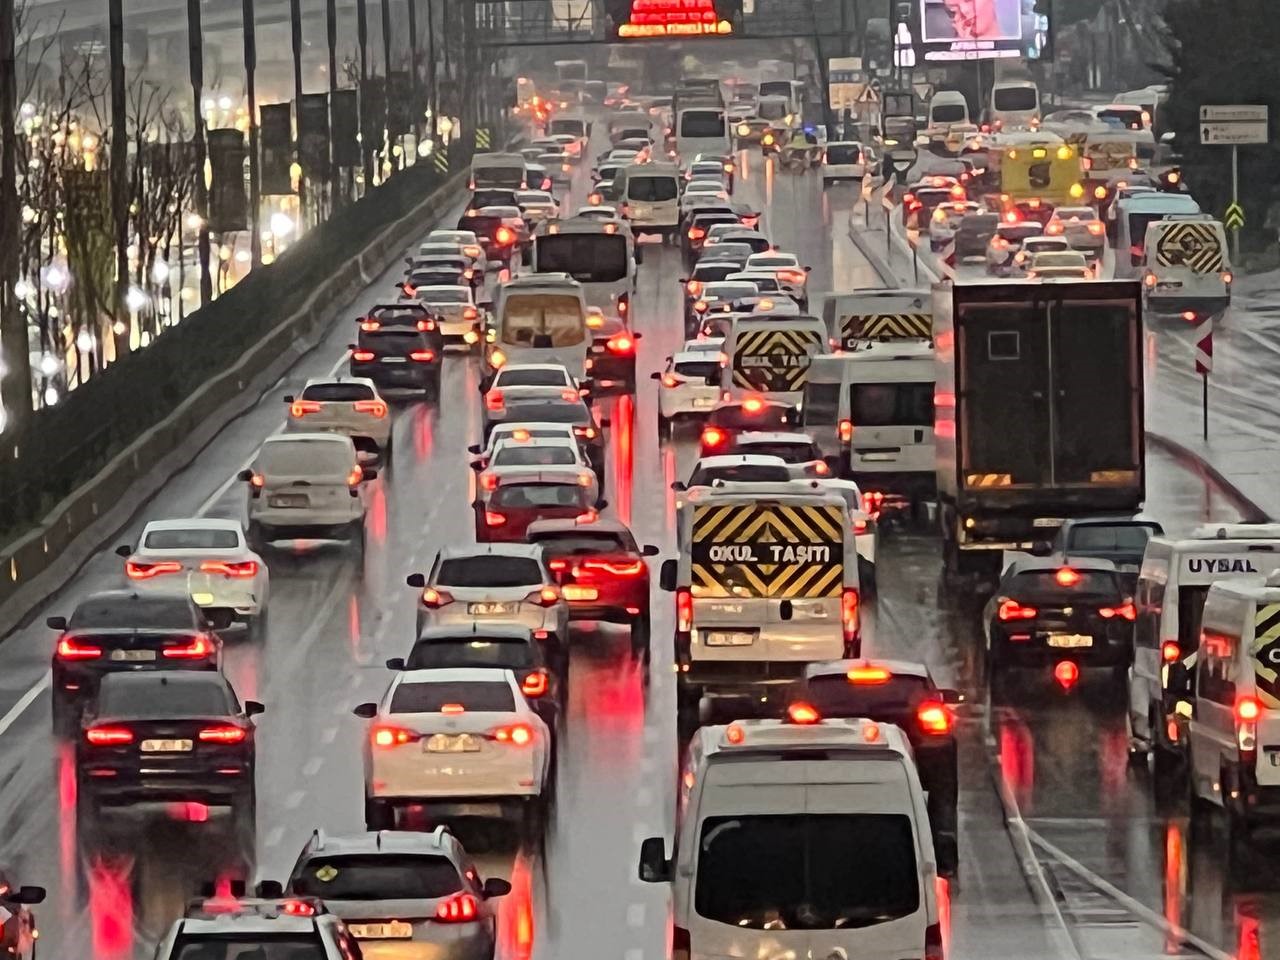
top-left (1048, 634), bottom-right (1093, 648)
top-left (425, 733), bottom-right (482, 753)
top-left (1156, 281), bottom-right (1182, 290)
top-left (692, 397), bottom-right (715, 408)
top-left (468, 601), bottom-right (517, 615)
top-left (140, 738), bottom-right (193, 753)
top-left (704, 630), bottom-right (756, 646)
top-left (590, 344), bottom-right (606, 354)
top-left (110, 649), bottom-right (156, 662)
top-left (563, 585), bottom-right (599, 601)
top-left (269, 494), bottom-right (308, 508)
top-left (381, 356), bottom-right (407, 364)
top-left (860, 453), bottom-right (896, 462)
top-left (348, 921), bottom-right (414, 940)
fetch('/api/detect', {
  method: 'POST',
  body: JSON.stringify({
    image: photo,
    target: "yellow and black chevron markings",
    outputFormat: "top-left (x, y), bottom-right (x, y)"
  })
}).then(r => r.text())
top-left (1155, 221), bottom-right (1223, 274)
top-left (965, 473), bottom-right (1012, 488)
top-left (731, 329), bottom-right (823, 392)
top-left (841, 312), bottom-right (931, 346)
top-left (1251, 603), bottom-right (1280, 707)
top-left (476, 128), bottom-right (492, 150)
top-left (690, 503), bottom-right (845, 599)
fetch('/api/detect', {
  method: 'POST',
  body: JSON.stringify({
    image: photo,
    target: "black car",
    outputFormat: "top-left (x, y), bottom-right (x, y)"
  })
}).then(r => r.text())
top-left (480, 395), bottom-right (607, 479)
top-left (698, 399), bottom-right (798, 458)
top-left (681, 260), bottom-right (741, 332)
top-left (983, 557), bottom-right (1135, 684)
top-left (456, 213), bottom-right (521, 267)
top-left (791, 660), bottom-right (962, 875)
top-left (49, 590), bottom-right (220, 735)
top-left (1036, 517), bottom-right (1164, 594)
top-left (681, 210), bottom-right (742, 267)
top-left (586, 315), bottom-right (640, 395)
top-left (75, 671), bottom-right (260, 829)
top-left (350, 303), bottom-right (443, 399)
top-left (389, 622), bottom-right (561, 730)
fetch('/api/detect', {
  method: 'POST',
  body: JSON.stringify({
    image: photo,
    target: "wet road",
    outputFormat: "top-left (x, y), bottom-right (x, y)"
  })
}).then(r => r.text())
top-left (0, 126), bottom-right (1260, 960)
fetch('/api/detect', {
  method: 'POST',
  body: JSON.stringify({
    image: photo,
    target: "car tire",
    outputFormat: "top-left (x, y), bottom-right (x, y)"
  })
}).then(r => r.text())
top-left (350, 520), bottom-right (366, 560)
top-left (631, 614), bottom-right (651, 667)
top-left (365, 796), bottom-right (394, 831)
top-left (246, 521), bottom-right (268, 555)
top-left (858, 557), bottom-right (877, 599)
top-left (247, 604), bottom-right (269, 643)
top-left (52, 695), bottom-right (77, 739)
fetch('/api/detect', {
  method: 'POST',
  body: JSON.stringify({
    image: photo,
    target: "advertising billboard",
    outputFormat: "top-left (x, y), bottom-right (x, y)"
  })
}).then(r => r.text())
top-left (919, 0), bottom-right (1049, 60)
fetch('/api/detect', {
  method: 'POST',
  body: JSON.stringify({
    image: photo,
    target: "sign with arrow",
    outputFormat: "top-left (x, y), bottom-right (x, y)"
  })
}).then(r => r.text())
top-left (1200, 104), bottom-right (1268, 145)
top-left (1225, 202), bottom-right (1246, 230)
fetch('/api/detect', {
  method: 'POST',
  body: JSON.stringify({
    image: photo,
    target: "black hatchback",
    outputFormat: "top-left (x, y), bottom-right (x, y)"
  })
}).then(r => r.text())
top-left (49, 590), bottom-right (220, 735)
top-left (350, 303), bottom-right (443, 399)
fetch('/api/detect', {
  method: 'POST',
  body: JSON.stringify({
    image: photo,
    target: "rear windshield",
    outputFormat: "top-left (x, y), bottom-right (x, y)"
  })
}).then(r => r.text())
top-left (143, 528), bottom-right (240, 550)
top-left (757, 100), bottom-right (787, 120)
top-left (497, 369), bottom-right (567, 387)
top-left (363, 331), bottom-right (426, 353)
top-left (493, 445), bottom-right (577, 466)
top-left (1009, 569), bottom-right (1122, 601)
top-left (98, 678), bottom-right (232, 717)
top-left (437, 556), bottom-right (542, 587)
top-left (627, 176), bottom-right (678, 202)
top-left (70, 595), bottom-right (196, 630)
top-left (259, 439), bottom-right (351, 474)
top-left (292, 854), bottom-right (462, 900)
top-left (407, 639), bottom-right (535, 670)
top-left (708, 405), bottom-right (795, 429)
top-left (692, 264), bottom-right (737, 282)
top-left (695, 814), bottom-right (919, 929)
top-left (849, 383), bottom-right (934, 428)
top-left (680, 110), bottom-right (726, 139)
top-left (675, 360), bottom-right (719, 380)
top-left (171, 936), bottom-right (325, 959)
top-left (825, 144), bottom-right (862, 164)
top-left (500, 294), bottom-right (585, 347)
top-left (1065, 524), bottom-right (1156, 558)
top-left (300, 382), bottom-right (375, 402)
top-left (423, 289), bottom-right (470, 304)
top-left (804, 673), bottom-right (931, 717)
top-left (369, 306), bottom-right (428, 326)
top-left (690, 464), bottom-right (791, 485)
top-left (529, 532), bottom-right (633, 553)
top-left (491, 484), bottom-right (590, 509)
top-left (931, 104), bottom-right (967, 123)
top-left (389, 680), bottom-right (515, 713)
top-left (737, 442), bottom-right (815, 463)
top-left (993, 87), bottom-right (1038, 112)
top-left (802, 381), bottom-right (840, 425)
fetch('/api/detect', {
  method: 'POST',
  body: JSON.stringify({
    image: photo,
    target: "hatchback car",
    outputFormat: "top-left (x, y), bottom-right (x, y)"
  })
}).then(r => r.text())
top-left (284, 376), bottom-right (392, 460)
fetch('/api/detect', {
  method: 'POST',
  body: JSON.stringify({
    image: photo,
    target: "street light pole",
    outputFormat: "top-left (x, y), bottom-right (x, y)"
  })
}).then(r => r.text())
top-left (0, 0), bottom-right (29, 431)
top-left (407, 0), bottom-right (421, 145)
top-left (109, 0), bottom-right (129, 356)
top-left (326, 0), bottom-right (339, 198)
top-left (357, 0), bottom-right (372, 190)
top-left (381, 0), bottom-right (393, 174)
top-left (242, 0), bottom-right (261, 266)
top-left (187, 0), bottom-right (212, 305)
top-left (290, 0), bottom-right (306, 223)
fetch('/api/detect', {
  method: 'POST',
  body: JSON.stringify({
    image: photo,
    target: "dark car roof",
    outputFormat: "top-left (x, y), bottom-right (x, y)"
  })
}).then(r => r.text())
top-left (98, 670), bottom-right (231, 697)
top-left (1004, 555), bottom-right (1119, 577)
top-left (69, 590), bottom-right (203, 631)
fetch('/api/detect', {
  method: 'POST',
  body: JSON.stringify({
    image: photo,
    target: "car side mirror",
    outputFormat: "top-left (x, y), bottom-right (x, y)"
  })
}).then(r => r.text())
top-left (46, 616), bottom-right (67, 631)
top-left (638, 836), bottom-right (671, 883)
top-left (347, 342), bottom-right (357, 351)
top-left (670, 480), bottom-right (686, 492)
top-left (255, 880), bottom-right (284, 899)
top-left (659, 558), bottom-right (677, 592)
top-left (361, 466), bottom-right (378, 481)
top-left (283, 394), bottom-right (295, 403)
top-left (649, 371), bottom-right (661, 380)
top-left (114, 544), bottom-right (132, 558)
top-left (238, 468), bottom-right (255, 482)
top-left (353, 702), bottom-right (378, 719)
top-left (469, 460), bottom-right (484, 471)
top-left (642, 544), bottom-right (660, 557)
top-left (939, 688), bottom-right (964, 705)
top-left (483, 877), bottom-right (512, 898)
top-left (467, 443), bottom-right (481, 455)
top-left (385, 657), bottom-right (406, 671)
top-left (13, 886), bottom-right (45, 905)
top-left (1030, 541), bottom-right (1052, 557)
top-left (245, 700), bottom-right (266, 717)
top-left (406, 573), bottom-right (426, 588)
top-left (404, 257), bottom-right (414, 265)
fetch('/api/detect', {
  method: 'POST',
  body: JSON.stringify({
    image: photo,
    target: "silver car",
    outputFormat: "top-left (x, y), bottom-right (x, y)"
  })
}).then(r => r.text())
top-left (286, 828), bottom-right (511, 960)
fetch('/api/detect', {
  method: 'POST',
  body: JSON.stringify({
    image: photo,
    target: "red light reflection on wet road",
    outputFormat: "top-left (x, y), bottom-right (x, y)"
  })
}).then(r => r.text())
top-left (412, 404), bottom-right (435, 461)
top-left (88, 856), bottom-right (134, 960)
top-left (613, 395), bottom-right (634, 525)
top-left (498, 853), bottom-right (537, 960)
top-left (57, 743), bottom-right (77, 903)
top-left (1162, 822), bottom-right (1185, 954)
top-left (935, 876), bottom-right (952, 957)
top-left (998, 718), bottom-right (1035, 812)
top-left (1236, 903), bottom-right (1260, 960)
top-left (368, 480), bottom-right (388, 545)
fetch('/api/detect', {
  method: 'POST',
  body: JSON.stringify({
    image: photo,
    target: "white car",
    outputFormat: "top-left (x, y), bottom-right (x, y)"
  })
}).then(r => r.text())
top-left (422, 231), bottom-right (489, 273)
top-left (1010, 235), bottom-right (1073, 276)
top-left (928, 200), bottom-right (983, 252)
top-left (681, 454), bottom-right (793, 492)
top-left (355, 668), bottom-right (552, 836)
top-left (576, 204), bottom-right (619, 220)
top-left (654, 351), bottom-right (724, 432)
top-left (1026, 249), bottom-right (1094, 280)
top-left (284, 376), bottom-right (391, 459)
top-left (685, 159), bottom-right (727, 185)
top-left (417, 239), bottom-right (488, 277)
top-left (743, 252), bottom-right (809, 304)
top-left (416, 284), bottom-right (482, 348)
top-left (731, 431), bottom-right (831, 478)
top-left (516, 190), bottom-right (559, 226)
top-left (239, 433), bottom-right (376, 555)
top-left (468, 422), bottom-right (584, 467)
top-left (985, 222), bottom-right (1044, 276)
top-left (478, 437), bottom-right (597, 506)
top-left (117, 518), bottom-right (269, 635)
top-left (679, 181), bottom-right (729, 213)
top-left (489, 363), bottom-right (577, 391)
top-left (406, 543), bottom-right (570, 652)
top-left (1045, 205), bottom-right (1106, 259)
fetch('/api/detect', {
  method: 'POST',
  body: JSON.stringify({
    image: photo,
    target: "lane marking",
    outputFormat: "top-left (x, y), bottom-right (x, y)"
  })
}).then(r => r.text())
top-left (302, 756), bottom-right (323, 777)
top-left (265, 826), bottom-right (284, 848)
top-left (626, 903), bottom-right (645, 927)
top-left (0, 672), bottom-right (50, 738)
top-left (285, 789), bottom-right (305, 809)
top-left (321, 725), bottom-right (338, 744)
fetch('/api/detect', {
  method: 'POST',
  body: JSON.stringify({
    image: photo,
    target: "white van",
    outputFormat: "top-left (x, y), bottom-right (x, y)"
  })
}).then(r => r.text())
top-left (758, 78), bottom-right (805, 116)
top-left (821, 141), bottom-right (867, 184)
top-left (532, 216), bottom-right (636, 314)
top-left (720, 313), bottom-right (827, 407)
top-left (1141, 216), bottom-right (1231, 317)
top-left (487, 273), bottom-right (589, 378)
top-left (638, 715), bottom-right (943, 960)
top-left (1113, 192), bottom-right (1201, 276)
top-left (1127, 524), bottom-right (1280, 777)
top-left (927, 91), bottom-right (969, 131)
top-left (618, 161), bottom-right (681, 242)
top-left (469, 152), bottom-right (527, 191)
top-left (989, 79), bottom-right (1040, 131)
top-left (676, 106), bottom-right (731, 163)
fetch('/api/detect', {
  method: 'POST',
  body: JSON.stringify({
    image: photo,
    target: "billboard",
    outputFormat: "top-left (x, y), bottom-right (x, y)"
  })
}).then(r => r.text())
top-left (919, 0), bottom-right (1049, 60)
top-left (207, 129), bottom-right (248, 234)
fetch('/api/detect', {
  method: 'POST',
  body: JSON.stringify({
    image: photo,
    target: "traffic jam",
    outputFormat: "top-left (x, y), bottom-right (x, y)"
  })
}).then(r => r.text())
top-left (0, 42), bottom-right (1277, 960)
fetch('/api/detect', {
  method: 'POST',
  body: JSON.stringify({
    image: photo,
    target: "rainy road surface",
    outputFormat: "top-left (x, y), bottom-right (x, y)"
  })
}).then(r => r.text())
top-left (0, 130), bottom-right (1266, 960)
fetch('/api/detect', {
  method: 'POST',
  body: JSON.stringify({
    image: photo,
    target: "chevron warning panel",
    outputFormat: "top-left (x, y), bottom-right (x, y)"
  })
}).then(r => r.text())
top-left (1155, 221), bottom-right (1223, 274)
top-left (1251, 602), bottom-right (1280, 707)
top-left (840, 312), bottom-right (931, 348)
top-left (730, 328), bottom-right (824, 392)
top-left (690, 502), bottom-right (845, 598)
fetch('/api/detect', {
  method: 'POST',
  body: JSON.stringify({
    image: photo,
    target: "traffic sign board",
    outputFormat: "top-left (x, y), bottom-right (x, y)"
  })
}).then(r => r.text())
top-left (1200, 104), bottom-right (1268, 145)
top-left (1201, 105), bottom-right (1267, 122)
top-left (1195, 318), bottom-right (1213, 375)
top-left (1225, 202), bottom-right (1246, 229)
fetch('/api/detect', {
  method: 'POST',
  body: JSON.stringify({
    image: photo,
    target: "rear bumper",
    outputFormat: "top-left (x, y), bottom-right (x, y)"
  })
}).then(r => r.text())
top-left (247, 515), bottom-right (363, 539)
top-left (990, 626), bottom-right (1131, 667)
top-left (1145, 293), bottom-right (1230, 316)
top-left (351, 362), bottom-right (440, 388)
top-left (79, 764), bottom-right (252, 804)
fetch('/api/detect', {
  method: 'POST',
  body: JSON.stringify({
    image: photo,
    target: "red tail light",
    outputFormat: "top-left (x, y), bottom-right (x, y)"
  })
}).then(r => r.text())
top-left (741, 396), bottom-right (764, 413)
top-left (347, 465), bottom-right (364, 488)
top-left (372, 726), bottom-right (414, 747)
top-left (853, 519), bottom-right (868, 534)
top-left (199, 560), bottom-right (259, 578)
top-left (463, 305), bottom-right (479, 320)
top-left (661, 374), bottom-right (681, 388)
top-left (86, 726), bottom-right (134, 746)
top-left (700, 427), bottom-right (726, 449)
top-left (787, 702), bottom-right (821, 724)
top-left (688, 227), bottom-right (705, 241)
top-left (421, 587), bottom-right (454, 608)
top-left (862, 490), bottom-right (884, 515)
top-left (838, 419), bottom-right (853, 443)
top-left (290, 399), bottom-right (322, 417)
top-left (997, 599), bottom-right (1037, 621)
top-left (846, 665), bottom-right (889, 684)
top-left (56, 636), bottom-right (103, 660)
top-left (1130, 244), bottom-right (1143, 258)
top-left (479, 473), bottom-right (499, 492)
top-left (581, 559), bottom-right (644, 577)
top-left (491, 723), bottom-right (534, 746)
top-left (676, 588), bottom-right (692, 633)
top-left (410, 349), bottom-right (436, 362)
top-left (1087, 221), bottom-right (1105, 236)
top-left (485, 389), bottom-right (505, 411)
top-left (435, 892), bottom-right (480, 922)
top-left (527, 586), bottom-right (560, 607)
top-left (163, 635), bottom-right (215, 659)
top-left (353, 399), bottom-right (387, 418)
top-left (1055, 567), bottom-right (1081, 587)
top-left (521, 671), bottom-right (549, 698)
top-left (199, 725), bottom-right (248, 744)
top-left (495, 226), bottom-right (515, 245)
top-left (541, 177), bottom-right (552, 190)
top-left (778, 269), bottom-right (807, 285)
top-left (547, 558), bottom-right (567, 572)
top-left (126, 559), bottom-right (183, 580)
top-left (1053, 660), bottom-right (1080, 690)
top-left (249, 472), bottom-right (265, 490)
top-left (416, 319), bottom-right (435, 332)
top-left (484, 510), bottom-right (507, 527)
top-left (917, 701), bottom-right (953, 735)
top-left (1044, 222), bottom-right (1064, 235)
top-left (352, 349), bottom-right (376, 361)
top-left (1161, 640), bottom-right (1180, 663)
top-left (360, 319), bottom-right (382, 331)
top-left (281, 900), bottom-right (315, 916)
top-left (606, 334), bottom-right (634, 354)
top-left (1236, 696), bottom-right (1261, 723)
top-left (685, 280), bottom-right (702, 296)
top-left (841, 588), bottom-right (859, 641)
top-left (1098, 601), bottom-right (1136, 621)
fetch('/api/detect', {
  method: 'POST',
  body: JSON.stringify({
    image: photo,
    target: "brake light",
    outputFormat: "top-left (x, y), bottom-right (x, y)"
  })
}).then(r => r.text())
top-left (838, 419), bottom-right (853, 443)
top-left (841, 588), bottom-right (859, 640)
top-left (1098, 601), bottom-right (1136, 621)
top-left (903, 192), bottom-right (915, 205)
top-left (86, 726), bottom-right (134, 746)
top-left (949, 184), bottom-right (965, 199)
top-left (573, 425), bottom-right (596, 439)
top-left (163, 635), bottom-right (215, 659)
top-left (685, 280), bottom-right (702, 296)
top-left (479, 472), bottom-right (499, 492)
top-left (463, 245), bottom-right (482, 257)
top-left (742, 396), bottom-right (765, 413)
top-left (360, 319), bottom-right (381, 331)
top-left (1053, 660), bottom-right (1079, 690)
top-left (353, 399), bottom-right (387, 418)
top-left (778, 269), bottom-right (806, 285)
top-left (661, 374), bottom-right (681, 388)
top-left (1161, 640), bottom-right (1180, 663)
top-left (787, 702), bottom-right (821, 724)
top-left (862, 491), bottom-right (884, 515)
top-left (606, 334), bottom-right (634, 354)
top-left (1055, 567), bottom-right (1081, 587)
top-left (700, 427), bottom-right (726, 448)
top-left (56, 636), bottom-right (103, 660)
top-left (1087, 221), bottom-right (1105, 236)
top-left (542, 177), bottom-right (553, 190)
top-left (561, 389), bottom-right (579, 403)
top-left (416, 319), bottom-right (435, 332)
top-left (676, 588), bottom-right (693, 633)
top-left (463, 305), bottom-right (479, 321)
top-left (125, 559), bottom-right (183, 580)
top-left (1236, 696), bottom-right (1261, 722)
top-left (528, 586), bottom-right (560, 606)
top-left (583, 559), bottom-right (644, 577)
top-left (410, 349), bottom-right (436, 363)
top-left (495, 226), bottom-right (516, 246)
top-left (249, 472), bottom-right (265, 490)
top-left (576, 472), bottom-right (594, 488)
top-left (199, 560), bottom-right (259, 578)
top-left (421, 587), bottom-right (454, 608)
top-left (853, 519), bottom-right (868, 534)
top-left (290, 399), bottom-right (322, 417)
top-left (846, 665), bottom-right (890, 684)
top-left (492, 723), bottom-right (534, 746)
top-left (1094, 185), bottom-right (1108, 199)
top-left (281, 900), bottom-right (315, 917)
top-left (347, 465), bottom-right (363, 487)
top-left (1044, 222), bottom-right (1064, 235)
top-left (435, 892), bottom-right (480, 923)
top-left (997, 599), bottom-right (1037, 621)
top-left (1003, 210), bottom-right (1019, 223)
top-left (351, 349), bottom-right (375, 361)
top-left (521, 671), bottom-right (549, 698)
top-left (917, 701), bottom-right (953, 735)
top-left (688, 227), bottom-right (705, 241)
top-left (484, 510), bottom-right (507, 527)
top-left (485, 389), bottom-right (505, 411)
top-left (372, 726), bottom-right (414, 747)
top-left (199, 726), bottom-right (248, 744)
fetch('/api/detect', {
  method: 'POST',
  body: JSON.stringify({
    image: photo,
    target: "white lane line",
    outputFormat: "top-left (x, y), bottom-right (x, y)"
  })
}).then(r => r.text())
top-left (265, 826), bottom-right (284, 848)
top-left (302, 756), bottom-right (324, 777)
top-left (635, 786), bottom-right (653, 807)
top-left (321, 725), bottom-right (338, 744)
top-left (625, 948), bottom-right (644, 960)
top-left (626, 903), bottom-right (645, 928)
top-left (1027, 830), bottom-right (1234, 960)
top-left (0, 672), bottom-right (50, 737)
top-left (285, 789), bottom-right (306, 809)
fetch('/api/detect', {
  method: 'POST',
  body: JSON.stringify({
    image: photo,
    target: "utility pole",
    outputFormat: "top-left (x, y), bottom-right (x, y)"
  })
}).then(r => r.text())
top-left (242, 0), bottom-right (261, 266)
top-left (109, 0), bottom-right (128, 359)
top-left (381, 0), bottom-right (393, 174)
top-left (0, 0), bottom-right (29, 432)
top-left (326, 0), bottom-right (339, 198)
top-left (357, 0), bottom-right (372, 190)
top-left (407, 0), bottom-right (421, 145)
top-left (188, 0), bottom-right (212, 304)
top-left (290, 0), bottom-right (306, 223)
top-left (425, 0), bottom-right (437, 142)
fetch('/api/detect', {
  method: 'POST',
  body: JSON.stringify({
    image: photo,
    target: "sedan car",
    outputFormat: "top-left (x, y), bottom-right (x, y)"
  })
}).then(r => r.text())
top-left (742, 252), bottom-right (809, 307)
top-left (1044, 205), bottom-right (1106, 260)
top-left (728, 431), bottom-right (830, 476)
top-left (478, 394), bottom-right (605, 477)
top-left (76, 671), bottom-right (262, 834)
top-left (422, 230), bottom-right (489, 274)
top-left (516, 189), bottom-right (559, 227)
top-left (676, 454), bottom-right (793, 492)
top-left (284, 376), bottom-right (391, 460)
top-left (415, 285), bottom-right (482, 350)
top-left (1026, 249), bottom-right (1093, 280)
top-left (475, 473), bottom-right (597, 543)
top-left (653, 351), bottom-right (722, 434)
top-left (476, 438), bottom-right (598, 511)
top-left (287, 829), bottom-right (510, 960)
top-left (116, 518), bottom-right (269, 635)
top-left (467, 422), bottom-right (585, 469)
top-left (355, 668), bottom-right (553, 837)
top-left (698, 398), bottom-right (798, 457)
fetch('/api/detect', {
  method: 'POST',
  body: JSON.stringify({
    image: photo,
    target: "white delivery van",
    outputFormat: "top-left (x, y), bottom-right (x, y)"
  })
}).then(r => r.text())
top-left (1141, 216), bottom-right (1232, 317)
top-left (639, 715), bottom-right (943, 960)
top-left (487, 273), bottom-right (589, 378)
top-left (617, 161), bottom-right (682, 242)
top-left (676, 106), bottom-right (731, 163)
top-left (1113, 192), bottom-right (1201, 277)
top-left (927, 91), bottom-right (969, 131)
top-left (469, 152), bottom-right (527, 190)
top-left (989, 79), bottom-right (1040, 130)
top-left (720, 313), bottom-right (827, 407)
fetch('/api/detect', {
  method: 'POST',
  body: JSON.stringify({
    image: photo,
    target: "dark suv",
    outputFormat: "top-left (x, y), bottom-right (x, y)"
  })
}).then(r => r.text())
top-left (350, 302), bottom-right (444, 399)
